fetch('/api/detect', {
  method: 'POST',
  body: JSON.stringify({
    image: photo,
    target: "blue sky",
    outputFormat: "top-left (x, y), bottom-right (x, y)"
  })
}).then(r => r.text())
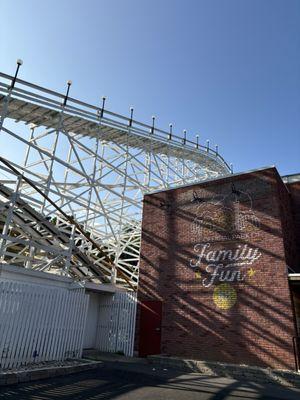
top-left (1, 0), bottom-right (299, 176)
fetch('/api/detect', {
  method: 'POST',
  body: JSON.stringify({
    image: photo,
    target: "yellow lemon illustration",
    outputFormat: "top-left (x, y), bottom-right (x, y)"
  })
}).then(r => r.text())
top-left (195, 271), bottom-right (201, 280)
top-left (213, 283), bottom-right (237, 310)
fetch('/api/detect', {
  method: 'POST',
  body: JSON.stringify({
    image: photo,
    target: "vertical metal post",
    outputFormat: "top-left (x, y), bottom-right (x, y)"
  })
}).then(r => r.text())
top-left (168, 123), bottom-right (172, 140)
top-left (182, 130), bottom-right (187, 178)
top-left (183, 130), bottom-right (186, 145)
top-left (151, 116), bottom-right (155, 134)
top-left (167, 144), bottom-right (170, 184)
top-left (0, 60), bottom-right (23, 133)
top-left (129, 107), bottom-right (134, 127)
top-left (100, 96), bottom-right (106, 118)
top-left (206, 140), bottom-right (210, 152)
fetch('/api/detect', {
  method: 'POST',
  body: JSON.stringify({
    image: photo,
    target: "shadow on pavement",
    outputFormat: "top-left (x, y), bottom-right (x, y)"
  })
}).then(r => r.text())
top-left (0, 362), bottom-right (300, 400)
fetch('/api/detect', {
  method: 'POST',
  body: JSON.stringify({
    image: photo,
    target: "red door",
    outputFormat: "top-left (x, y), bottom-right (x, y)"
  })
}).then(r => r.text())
top-left (139, 300), bottom-right (162, 357)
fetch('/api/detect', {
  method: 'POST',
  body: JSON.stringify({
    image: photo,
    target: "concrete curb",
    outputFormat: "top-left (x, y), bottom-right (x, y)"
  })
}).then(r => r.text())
top-left (148, 356), bottom-right (300, 388)
top-left (0, 360), bottom-right (102, 387)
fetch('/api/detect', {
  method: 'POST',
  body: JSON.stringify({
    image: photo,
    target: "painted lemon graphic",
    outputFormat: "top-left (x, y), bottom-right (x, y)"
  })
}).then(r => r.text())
top-left (195, 271), bottom-right (201, 280)
top-left (213, 283), bottom-right (237, 310)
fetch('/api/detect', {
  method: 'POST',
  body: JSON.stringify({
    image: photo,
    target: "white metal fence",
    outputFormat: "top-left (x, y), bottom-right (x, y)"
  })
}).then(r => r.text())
top-left (0, 280), bottom-right (89, 370)
top-left (96, 291), bottom-right (137, 356)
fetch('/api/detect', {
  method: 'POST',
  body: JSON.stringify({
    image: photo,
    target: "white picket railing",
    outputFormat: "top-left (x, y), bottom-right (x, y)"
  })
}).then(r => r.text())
top-left (96, 291), bottom-right (137, 356)
top-left (0, 280), bottom-right (89, 370)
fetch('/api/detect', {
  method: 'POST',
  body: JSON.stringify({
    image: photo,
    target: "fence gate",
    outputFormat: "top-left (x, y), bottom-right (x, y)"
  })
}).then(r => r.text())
top-left (96, 291), bottom-right (137, 356)
top-left (0, 280), bottom-right (89, 370)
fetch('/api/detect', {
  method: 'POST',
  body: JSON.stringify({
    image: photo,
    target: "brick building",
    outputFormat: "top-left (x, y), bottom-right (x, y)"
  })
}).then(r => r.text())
top-left (136, 166), bottom-right (300, 370)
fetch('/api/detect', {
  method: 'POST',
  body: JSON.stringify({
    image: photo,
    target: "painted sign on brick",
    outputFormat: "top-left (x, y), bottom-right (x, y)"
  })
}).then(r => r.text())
top-left (189, 242), bottom-right (261, 287)
top-left (188, 184), bottom-right (261, 309)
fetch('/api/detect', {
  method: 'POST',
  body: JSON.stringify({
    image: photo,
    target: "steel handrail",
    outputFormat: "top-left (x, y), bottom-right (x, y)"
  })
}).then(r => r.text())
top-left (0, 71), bottom-right (231, 172)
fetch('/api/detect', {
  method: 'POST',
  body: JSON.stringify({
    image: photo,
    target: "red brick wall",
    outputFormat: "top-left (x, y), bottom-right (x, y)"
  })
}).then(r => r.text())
top-left (137, 167), bottom-right (298, 370)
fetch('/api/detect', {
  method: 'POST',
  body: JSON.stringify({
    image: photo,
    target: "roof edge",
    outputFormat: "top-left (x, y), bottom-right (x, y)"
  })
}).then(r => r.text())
top-left (145, 165), bottom-right (278, 196)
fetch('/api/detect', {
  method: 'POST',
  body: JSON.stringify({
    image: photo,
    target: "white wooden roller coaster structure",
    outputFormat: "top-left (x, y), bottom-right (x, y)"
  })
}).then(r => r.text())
top-left (0, 63), bottom-right (231, 290)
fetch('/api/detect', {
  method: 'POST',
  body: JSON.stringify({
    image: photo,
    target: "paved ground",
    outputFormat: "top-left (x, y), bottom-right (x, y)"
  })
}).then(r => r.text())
top-left (1, 362), bottom-right (300, 400)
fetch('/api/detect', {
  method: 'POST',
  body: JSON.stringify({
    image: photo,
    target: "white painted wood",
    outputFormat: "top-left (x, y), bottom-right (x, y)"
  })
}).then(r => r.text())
top-left (83, 293), bottom-right (100, 349)
top-left (95, 291), bottom-right (137, 356)
top-left (77, 291), bottom-right (89, 358)
top-left (0, 279), bottom-right (89, 369)
top-left (0, 266), bottom-right (135, 369)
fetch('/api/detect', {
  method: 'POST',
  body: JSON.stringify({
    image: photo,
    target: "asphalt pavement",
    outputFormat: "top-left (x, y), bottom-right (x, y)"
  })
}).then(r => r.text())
top-left (0, 361), bottom-right (300, 400)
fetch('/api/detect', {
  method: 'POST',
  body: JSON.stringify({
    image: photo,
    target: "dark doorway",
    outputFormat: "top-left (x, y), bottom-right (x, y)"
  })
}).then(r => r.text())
top-left (139, 300), bottom-right (162, 357)
top-left (290, 283), bottom-right (300, 369)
